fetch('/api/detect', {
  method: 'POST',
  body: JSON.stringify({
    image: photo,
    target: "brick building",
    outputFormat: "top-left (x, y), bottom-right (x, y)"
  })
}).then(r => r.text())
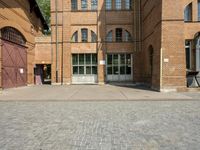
top-left (0, 0), bottom-right (48, 89)
top-left (43, 0), bottom-right (198, 91)
top-left (1, 0), bottom-right (200, 92)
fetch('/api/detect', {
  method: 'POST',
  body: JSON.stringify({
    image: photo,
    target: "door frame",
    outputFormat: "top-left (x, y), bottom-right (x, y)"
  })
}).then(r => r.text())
top-left (106, 53), bottom-right (133, 82)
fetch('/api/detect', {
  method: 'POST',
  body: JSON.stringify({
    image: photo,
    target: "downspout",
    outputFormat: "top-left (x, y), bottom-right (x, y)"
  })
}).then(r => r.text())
top-left (55, 0), bottom-right (58, 83)
top-left (61, 0), bottom-right (64, 85)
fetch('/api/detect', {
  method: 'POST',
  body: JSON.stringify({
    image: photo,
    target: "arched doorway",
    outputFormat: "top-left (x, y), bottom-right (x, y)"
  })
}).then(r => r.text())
top-left (1, 27), bottom-right (27, 89)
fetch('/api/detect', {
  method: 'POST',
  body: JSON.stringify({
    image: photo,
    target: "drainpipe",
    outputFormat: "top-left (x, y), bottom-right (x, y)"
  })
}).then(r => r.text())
top-left (196, 38), bottom-right (200, 72)
top-left (55, 0), bottom-right (58, 83)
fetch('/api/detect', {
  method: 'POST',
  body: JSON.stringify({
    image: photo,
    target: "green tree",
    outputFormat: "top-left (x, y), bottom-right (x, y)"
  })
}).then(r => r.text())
top-left (36, 0), bottom-right (50, 26)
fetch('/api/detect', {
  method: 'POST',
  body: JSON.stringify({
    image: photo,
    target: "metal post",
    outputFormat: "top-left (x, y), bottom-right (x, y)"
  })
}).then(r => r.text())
top-left (196, 38), bottom-right (200, 71)
top-left (55, 0), bottom-right (58, 83)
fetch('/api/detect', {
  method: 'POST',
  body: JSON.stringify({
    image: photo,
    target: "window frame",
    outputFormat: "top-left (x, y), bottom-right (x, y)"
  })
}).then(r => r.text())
top-left (106, 0), bottom-right (112, 10)
top-left (71, 31), bottom-right (78, 42)
top-left (81, 0), bottom-right (88, 10)
top-left (91, 31), bottom-right (97, 42)
top-left (72, 54), bottom-right (98, 75)
top-left (184, 3), bottom-right (192, 22)
top-left (71, 0), bottom-right (78, 10)
top-left (125, 0), bottom-right (131, 10)
top-left (91, 0), bottom-right (98, 10)
top-left (81, 28), bottom-right (88, 42)
top-left (116, 28), bottom-right (123, 42)
top-left (106, 30), bottom-right (113, 42)
top-left (115, 0), bottom-right (122, 10)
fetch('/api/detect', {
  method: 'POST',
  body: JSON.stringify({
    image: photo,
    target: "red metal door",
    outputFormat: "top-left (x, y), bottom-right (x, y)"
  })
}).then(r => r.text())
top-left (2, 40), bottom-right (27, 89)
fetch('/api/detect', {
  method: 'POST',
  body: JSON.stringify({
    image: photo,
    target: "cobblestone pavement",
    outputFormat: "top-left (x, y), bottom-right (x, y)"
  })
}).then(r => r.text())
top-left (0, 101), bottom-right (200, 150)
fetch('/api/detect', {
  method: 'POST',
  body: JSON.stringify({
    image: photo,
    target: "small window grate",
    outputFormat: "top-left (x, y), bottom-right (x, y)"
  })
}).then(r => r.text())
top-left (1, 27), bottom-right (26, 45)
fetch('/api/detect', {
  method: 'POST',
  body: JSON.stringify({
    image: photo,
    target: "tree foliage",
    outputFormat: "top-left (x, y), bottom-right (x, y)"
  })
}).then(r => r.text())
top-left (36, 0), bottom-right (50, 26)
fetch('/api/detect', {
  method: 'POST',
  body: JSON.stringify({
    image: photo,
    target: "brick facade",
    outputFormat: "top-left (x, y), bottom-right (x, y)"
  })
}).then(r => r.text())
top-left (45, 0), bottom-right (200, 91)
top-left (0, 0), bottom-right (47, 88)
top-left (1, 0), bottom-right (199, 91)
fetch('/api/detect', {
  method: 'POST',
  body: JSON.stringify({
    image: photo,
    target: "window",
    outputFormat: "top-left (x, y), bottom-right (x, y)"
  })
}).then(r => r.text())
top-left (124, 30), bottom-right (132, 42)
top-left (115, 0), bottom-right (121, 10)
top-left (71, 0), bottom-right (78, 10)
top-left (116, 28), bottom-right (122, 42)
top-left (106, 31), bottom-right (113, 42)
top-left (81, 0), bottom-right (88, 10)
top-left (91, 0), bottom-right (98, 10)
top-left (72, 54), bottom-right (97, 75)
top-left (195, 35), bottom-right (200, 71)
top-left (184, 3), bottom-right (192, 22)
top-left (125, 0), bottom-right (131, 10)
top-left (107, 54), bottom-right (131, 75)
top-left (1, 27), bottom-right (26, 45)
top-left (81, 29), bottom-right (88, 42)
top-left (71, 31), bottom-right (78, 42)
top-left (106, 0), bottom-right (112, 10)
top-left (185, 40), bottom-right (192, 70)
top-left (91, 31), bottom-right (97, 42)
top-left (198, 0), bottom-right (200, 21)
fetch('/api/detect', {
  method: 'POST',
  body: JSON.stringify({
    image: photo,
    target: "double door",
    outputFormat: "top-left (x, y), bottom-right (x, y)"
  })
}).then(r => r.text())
top-left (106, 54), bottom-right (132, 82)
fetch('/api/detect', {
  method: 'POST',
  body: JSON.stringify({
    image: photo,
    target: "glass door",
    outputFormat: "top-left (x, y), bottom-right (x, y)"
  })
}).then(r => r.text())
top-left (106, 54), bottom-right (132, 82)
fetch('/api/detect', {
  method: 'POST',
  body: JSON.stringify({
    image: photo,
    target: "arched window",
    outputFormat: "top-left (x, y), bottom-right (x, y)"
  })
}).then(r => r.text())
top-left (91, 0), bottom-right (98, 10)
top-left (71, 31), bottom-right (78, 42)
top-left (184, 3), bottom-right (192, 22)
top-left (71, 0), bottom-right (78, 10)
top-left (106, 31), bottom-right (113, 42)
top-left (81, 0), bottom-right (88, 10)
top-left (125, 0), bottom-right (131, 10)
top-left (91, 31), bottom-right (97, 42)
top-left (124, 30), bottom-right (132, 42)
top-left (81, 28), bottom-right (88, 42)
top-left (1, 27), bottom-right (26, 45)
top-left (116, 28), bottom-right (122, 42)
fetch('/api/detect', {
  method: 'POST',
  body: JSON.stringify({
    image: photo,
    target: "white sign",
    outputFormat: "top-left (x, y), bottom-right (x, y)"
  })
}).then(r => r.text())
top-left (164, 58), bottom-right (169, 63)
top-left (19, 68), bottom-right (24, 74)
top-left (99, 60), bottom-right (105, 65)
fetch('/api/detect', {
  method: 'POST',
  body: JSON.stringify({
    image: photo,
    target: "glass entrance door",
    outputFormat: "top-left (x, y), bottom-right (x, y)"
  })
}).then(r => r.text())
top-left (106, 54), bottom-right (132, 81)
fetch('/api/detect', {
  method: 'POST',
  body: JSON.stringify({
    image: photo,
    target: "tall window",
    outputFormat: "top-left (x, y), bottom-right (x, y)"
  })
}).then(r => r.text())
top-left (184, 3), bottom-right (192, 22)
top-left (198, 0), bottom-right (200, 21)
top-left (72, 54), bottom-right (97, 75)
top-left (71, 31), bottom-right (78, 42)
top-left (124, 30), bottom-right (132, 42)
top-left (107, 54), bottom-right (131, 75)
top-left (71, 0), bottom-right (78, 10)
top-left (116, 28), bottom-right (122, 42)
top-left (106, 0), bottom-right (112, 10)
top-left (106, 31), bottom-right (113, 42)
top-left (185, 40), bottom-right (192, 69)
top-left (81, 0), bottom-right (88, 10)
top-left (91, 31), bottom-right (97, 42)
top-left (115, 0), bottom-right (121, 10)
top-left (81, 29), bottom-right (88, 42)
top-left (125, 0), bottom-right (131, 10)
top-left (91, 0), bottom-right (98, 10)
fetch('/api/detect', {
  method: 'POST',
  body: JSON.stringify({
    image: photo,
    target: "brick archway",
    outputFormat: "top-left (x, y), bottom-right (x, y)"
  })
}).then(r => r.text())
top-left (1, 27), bottom-right (27, 89)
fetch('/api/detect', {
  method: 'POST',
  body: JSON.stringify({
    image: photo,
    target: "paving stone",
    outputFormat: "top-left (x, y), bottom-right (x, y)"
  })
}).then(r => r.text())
top-left (0, 101), bottom-right (200, 149)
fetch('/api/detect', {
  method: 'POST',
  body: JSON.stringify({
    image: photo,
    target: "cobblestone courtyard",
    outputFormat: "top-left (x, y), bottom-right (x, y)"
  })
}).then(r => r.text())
top-left (0, 100), bottom-right (200, 150)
